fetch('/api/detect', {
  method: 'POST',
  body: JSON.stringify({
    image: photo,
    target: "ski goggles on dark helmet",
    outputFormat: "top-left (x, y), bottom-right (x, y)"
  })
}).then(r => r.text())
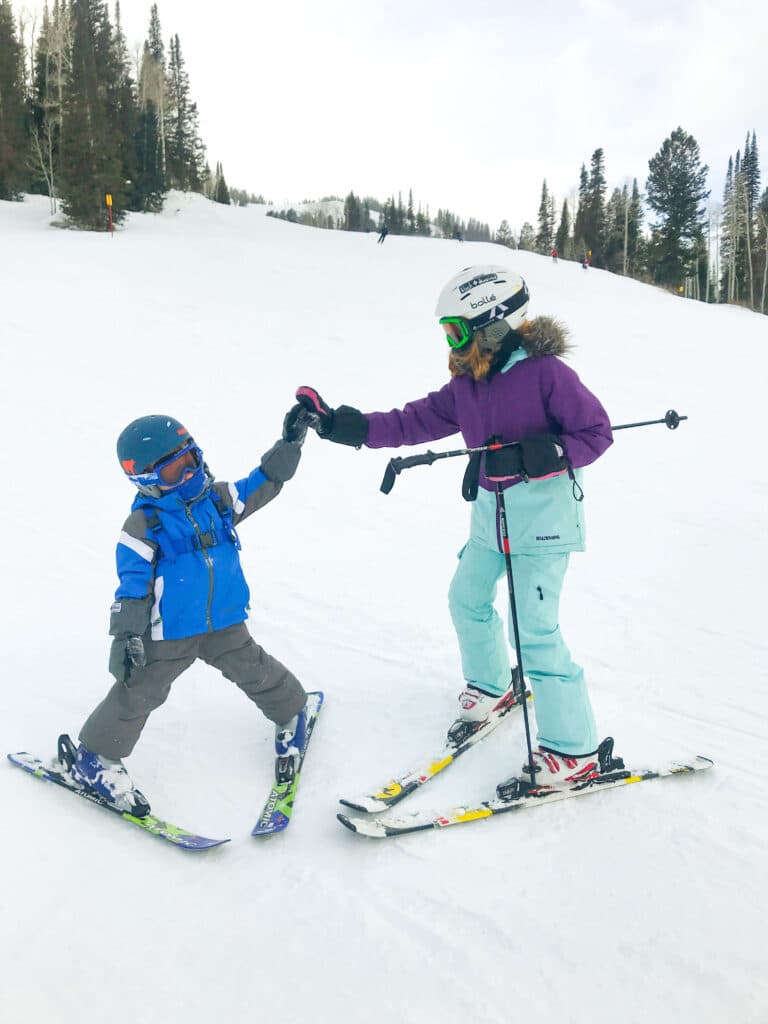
top-left (131, 440), bottom-right (203, 490)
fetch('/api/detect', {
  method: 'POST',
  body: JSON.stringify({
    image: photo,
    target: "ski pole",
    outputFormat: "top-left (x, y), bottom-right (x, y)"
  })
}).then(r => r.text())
top-left (379, 409), bottom-right (687, 492)
top-left (380, 440), bottom-right (519, 494)
top-left (612, 409), bottom-right (687, 431)
top-left (494, 479), bottom-right (536, 782)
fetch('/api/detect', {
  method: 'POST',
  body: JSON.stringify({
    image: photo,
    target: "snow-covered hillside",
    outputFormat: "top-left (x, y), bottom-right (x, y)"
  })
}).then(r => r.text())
top-left (1, 193), bottom-right (766, 1024)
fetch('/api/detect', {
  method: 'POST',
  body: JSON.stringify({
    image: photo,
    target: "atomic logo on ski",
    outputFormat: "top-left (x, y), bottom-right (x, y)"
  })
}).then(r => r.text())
top-left (251, 691), bottom-right (324, 837)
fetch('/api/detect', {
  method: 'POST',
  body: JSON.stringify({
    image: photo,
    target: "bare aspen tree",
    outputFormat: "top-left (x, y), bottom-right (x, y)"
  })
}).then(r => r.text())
top-left (705, 204), bottom-right (721, 304)
top-left (759, 210), bottom-right (768, 314)
top-left (724, 180), bottom-right (741, 303)
top-left (743, 181), bottom-right (755, 309)
top-left (139, 44), bottom-right (166, 177)
top-left (28, 1), bottom-right (73, 214)
top-left (712, 205), bottom-right (720, 299)
top-left (622, 181), bottom-right (630, 276)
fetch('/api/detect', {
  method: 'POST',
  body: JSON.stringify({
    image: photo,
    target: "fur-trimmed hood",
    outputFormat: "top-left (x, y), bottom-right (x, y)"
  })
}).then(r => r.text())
top-left (514, 316), bottom-right (571, 358)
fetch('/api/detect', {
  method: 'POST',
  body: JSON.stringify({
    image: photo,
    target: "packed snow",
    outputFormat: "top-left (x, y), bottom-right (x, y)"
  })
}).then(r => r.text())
top-left (1, 193), bottom-right (766, 1024)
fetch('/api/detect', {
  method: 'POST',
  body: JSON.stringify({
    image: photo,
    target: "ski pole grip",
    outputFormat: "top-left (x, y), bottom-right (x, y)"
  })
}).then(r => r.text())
top-left (380, 461), bottom-right (398, 494)
top-left (379, 452), bottom-right (438, 494)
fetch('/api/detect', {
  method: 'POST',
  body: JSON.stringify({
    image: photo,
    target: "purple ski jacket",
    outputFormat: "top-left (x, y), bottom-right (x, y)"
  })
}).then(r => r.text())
top-left (364, 318), bottom-right (612, 493)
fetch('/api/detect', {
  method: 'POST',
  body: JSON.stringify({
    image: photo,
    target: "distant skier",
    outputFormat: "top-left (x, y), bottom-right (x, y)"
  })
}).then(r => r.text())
top-left (551, 248), bottom-right (558, 263)
top-left (293, 265), bottom-right (616, 787)
top-left (377, 225), bottom-right (388, 244)
top-left (68, 413), bottom-right (311, 815)
top-left (581, 254), bottom-right (590, 269)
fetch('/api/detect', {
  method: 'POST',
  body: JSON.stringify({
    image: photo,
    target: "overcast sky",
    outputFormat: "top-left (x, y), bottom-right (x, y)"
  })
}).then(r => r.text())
top-left (17, 0), bottom-right (768, 228)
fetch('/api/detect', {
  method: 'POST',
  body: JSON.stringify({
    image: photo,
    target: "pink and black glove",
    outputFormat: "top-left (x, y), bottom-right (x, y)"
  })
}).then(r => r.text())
top-left (295, 386), bottom-right (369, 448)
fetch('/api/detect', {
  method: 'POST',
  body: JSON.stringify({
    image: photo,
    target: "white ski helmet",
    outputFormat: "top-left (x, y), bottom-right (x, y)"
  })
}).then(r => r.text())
top-left (435, 265), bottom-right (529, 348)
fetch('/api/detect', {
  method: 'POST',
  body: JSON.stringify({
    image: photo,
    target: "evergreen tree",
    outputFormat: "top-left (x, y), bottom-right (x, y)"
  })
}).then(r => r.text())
top-left (603, 187), bottom-right (625, 273)
top-left (147, 4), bottom-right (164, 62)
top-left (518, 222), bottom-right (535, 251)
top-left (555, 198), bottom-right (570, 258)
top-left (166, 34), bottom-right (204, 191)
top-left (406, 188), bottom-right (415, 234)
top-left (720, 155), bottom-right (736, 300)
top-left (646, 126), bottom-right (709, 289)
top-left (0, 0), bottom-right (28, 199)
top-left (741, 131), bottom-right (761, 307)
top-left (573, 163), bottom-right (589, 257)
top-left (59, 0), bottom-right (125, 228)
top-left (626, 179), bottom-right (645, 276)
top-left (742, 131), bottom-right (760, 225)
top-left (212, 160), bottom-right (230, 204)
top-left (343, 190), bottom-right (361, 230)
top-left (535, 179), bottom-right (554, 253)
top-left (719, 141), bottom-right (758, 306)
top-left (495, 219), bottom-right (515, 247)
top-left (586, 148), bottom-right (607, 265)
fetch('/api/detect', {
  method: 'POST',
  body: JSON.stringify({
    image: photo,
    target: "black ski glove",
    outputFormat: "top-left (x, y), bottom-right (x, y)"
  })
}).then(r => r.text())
top-left (485, 434), bottom-right (568, 481)
top-left (282, 404), bottom-right (314, 444)
top-left (260, 439), bottom-right (302, 482)
top-left (295, 386), bottom-right (369, 448)
top-left (109, 635), bottom-right (146, 683)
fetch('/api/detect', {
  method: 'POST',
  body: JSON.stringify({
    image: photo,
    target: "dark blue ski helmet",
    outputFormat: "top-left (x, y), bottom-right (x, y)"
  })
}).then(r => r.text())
top-left (117, 415), bottom-right (208, 499)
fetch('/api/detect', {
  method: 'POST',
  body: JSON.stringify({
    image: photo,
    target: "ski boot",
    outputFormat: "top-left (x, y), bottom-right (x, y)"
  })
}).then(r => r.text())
top-left (496, 737), bottom-right (625, 800)
top-left (60, 735), bottom-right (151, 817)
top-left (447, 666), bottom-right (526, 746)
top-left (274, 705), bottom-right (308, 784)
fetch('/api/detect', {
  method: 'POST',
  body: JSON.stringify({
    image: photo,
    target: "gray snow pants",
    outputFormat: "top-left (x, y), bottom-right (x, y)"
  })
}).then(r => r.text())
top-left (79, 623), bottom-right (307, 760)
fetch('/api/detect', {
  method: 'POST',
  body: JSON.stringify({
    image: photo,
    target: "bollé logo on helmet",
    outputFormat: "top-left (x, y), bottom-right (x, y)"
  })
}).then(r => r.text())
top-left (470, 293), bottom-right (497, 309)
top-left (458, 272), bottom-right (499, 295)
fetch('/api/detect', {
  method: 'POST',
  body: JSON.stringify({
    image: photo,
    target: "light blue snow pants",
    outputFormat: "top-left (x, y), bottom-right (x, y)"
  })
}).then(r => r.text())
top-left (448, 540), bottom-right (598, 755)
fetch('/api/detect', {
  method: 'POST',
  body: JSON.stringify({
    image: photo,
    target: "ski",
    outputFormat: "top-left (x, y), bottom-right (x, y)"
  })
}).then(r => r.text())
top-left (338, 683), bottom-right (530, 814)
top-left (251, 690), bottom-right (324, 836)
top-left (337, 753), bottom-right (714, 838)
top-left (7, 750), bottom-right (228, 850)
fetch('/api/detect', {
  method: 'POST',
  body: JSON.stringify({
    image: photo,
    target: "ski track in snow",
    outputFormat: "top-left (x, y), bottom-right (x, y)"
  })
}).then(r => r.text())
top-left (1, 193), bottom-right (767, 1024)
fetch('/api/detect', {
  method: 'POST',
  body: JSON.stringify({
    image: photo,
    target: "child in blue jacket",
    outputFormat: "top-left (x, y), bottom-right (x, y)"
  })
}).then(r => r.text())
top-left (71, 413), bottom-right (308, 815)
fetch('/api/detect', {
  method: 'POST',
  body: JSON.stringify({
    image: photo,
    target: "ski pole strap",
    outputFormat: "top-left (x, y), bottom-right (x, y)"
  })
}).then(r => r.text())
top-left (462, 451), bottom-right (482, 502)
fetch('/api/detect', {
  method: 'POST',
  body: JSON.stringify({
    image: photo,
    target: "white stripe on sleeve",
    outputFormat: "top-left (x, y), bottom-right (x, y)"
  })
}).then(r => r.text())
top-left (119, 530), bottom-right (155, 563)
top-left (228, 482), bottom-right (245, 515)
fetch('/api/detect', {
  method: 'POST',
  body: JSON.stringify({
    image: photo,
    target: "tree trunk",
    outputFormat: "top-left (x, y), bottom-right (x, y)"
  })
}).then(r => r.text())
top-left (744, 188), bottom-right (754, 309)
top-left (760, 213), bottom-right (768, 315)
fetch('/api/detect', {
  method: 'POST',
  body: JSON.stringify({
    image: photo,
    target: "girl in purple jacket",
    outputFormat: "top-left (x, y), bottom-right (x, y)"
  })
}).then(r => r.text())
top-left (293, 265), bottom-right (615, 787)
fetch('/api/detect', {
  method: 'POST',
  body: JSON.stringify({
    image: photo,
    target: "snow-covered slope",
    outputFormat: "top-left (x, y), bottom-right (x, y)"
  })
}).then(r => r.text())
top-left (1, 194), bottom-right (766, 1024)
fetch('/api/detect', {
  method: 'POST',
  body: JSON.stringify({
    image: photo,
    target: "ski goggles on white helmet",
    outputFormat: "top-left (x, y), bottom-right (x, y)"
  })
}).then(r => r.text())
top-left (439, 317), bottom-right (475, 349)
top-left (130, 440), bottom-right (203, 490)
top-left (436, 267), bottom-right (530, 349)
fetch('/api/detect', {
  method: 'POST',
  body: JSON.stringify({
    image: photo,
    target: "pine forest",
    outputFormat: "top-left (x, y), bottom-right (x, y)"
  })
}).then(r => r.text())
top-left (0, 1), bottom-right (766, 314)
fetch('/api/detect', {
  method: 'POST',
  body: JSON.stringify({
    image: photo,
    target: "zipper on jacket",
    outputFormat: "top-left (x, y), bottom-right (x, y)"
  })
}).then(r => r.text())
top-left (184, 504), bottom-right (215, 631)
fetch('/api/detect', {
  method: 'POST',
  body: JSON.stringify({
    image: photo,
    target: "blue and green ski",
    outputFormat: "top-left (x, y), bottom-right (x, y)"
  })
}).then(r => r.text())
top-left (7, 748), bottom-right (228, 850)
top-left (252, 690), bottom-right (324, 836)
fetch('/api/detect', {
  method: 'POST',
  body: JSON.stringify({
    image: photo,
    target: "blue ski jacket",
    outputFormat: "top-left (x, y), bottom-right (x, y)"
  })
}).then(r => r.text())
top-left (111, 467), bottom-right (282, 642)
